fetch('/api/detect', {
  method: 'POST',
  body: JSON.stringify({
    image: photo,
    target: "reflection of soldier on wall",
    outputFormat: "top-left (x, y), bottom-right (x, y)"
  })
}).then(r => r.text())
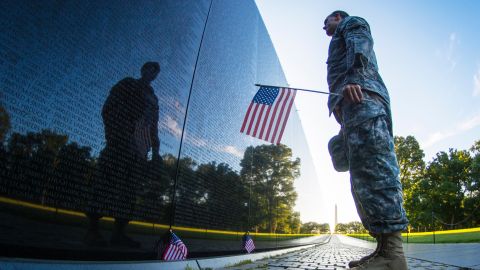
top-left (85, 62), bottom-right (160, 248)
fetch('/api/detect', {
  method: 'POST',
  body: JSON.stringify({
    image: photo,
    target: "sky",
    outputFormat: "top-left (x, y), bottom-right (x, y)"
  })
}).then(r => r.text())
top-left (255, 0), bottom-right (480, 228)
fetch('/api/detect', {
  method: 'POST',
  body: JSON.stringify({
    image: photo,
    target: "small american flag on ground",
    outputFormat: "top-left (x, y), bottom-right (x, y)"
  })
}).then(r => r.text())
top-left (161, 231), bottom-right (188, 261)
top-left (240, 86), bottom-right (297, 144)
top-left (242, 233), bottom-right (255, 253)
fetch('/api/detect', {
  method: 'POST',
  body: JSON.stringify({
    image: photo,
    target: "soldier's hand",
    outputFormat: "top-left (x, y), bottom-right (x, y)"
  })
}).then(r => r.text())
top-left (342, 84), bottom-right (363, 103)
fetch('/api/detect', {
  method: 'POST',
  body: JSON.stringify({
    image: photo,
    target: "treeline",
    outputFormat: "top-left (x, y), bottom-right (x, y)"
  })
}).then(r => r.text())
top-left (332, 136), bottom-right (479, 234)
top-left (335, 221), bottom-right (366, 234)
top-left (0, 107), bottom-right (303, 234)
top-left (395, 136), bottom-right (480, 231)
top-left (300, 221), bottom-right (330, 234)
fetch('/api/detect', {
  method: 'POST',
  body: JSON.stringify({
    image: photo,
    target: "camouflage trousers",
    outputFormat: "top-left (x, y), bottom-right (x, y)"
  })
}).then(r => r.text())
top-left (339, 92), bottom-right (408, 234)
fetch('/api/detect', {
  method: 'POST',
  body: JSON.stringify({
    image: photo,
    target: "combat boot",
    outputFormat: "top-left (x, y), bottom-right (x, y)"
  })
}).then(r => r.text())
top-left (348, 234), bottom-right (381, 268)
top-left (350, 231), bottom-right (407, 270)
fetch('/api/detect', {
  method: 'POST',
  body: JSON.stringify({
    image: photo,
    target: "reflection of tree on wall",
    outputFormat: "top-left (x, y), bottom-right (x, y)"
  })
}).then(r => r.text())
top-left (1, 127), bottom-right (99, 215)
top-left (4, 130), bottom-right (67, 202)
top-left (136, 154), bottom-right (172, 223)
top-left (172, 155), bottom-right (199, 220)
top-left (53, 142), bottom-right (95, 209)
top-left (196, 161), bottom-right (246, 231)
top-left (1, 106), bottom-right (304, 240)
top-left (240, 144), bottom-right (300, 233)
top-left (168, 144), bottom-right (302, 234)
top-left (0, 124), bottom-right (172, 221)
top-left (0, 105), bottom-right (10, 143)
top-left (0, 105), bottom-right (11, 187)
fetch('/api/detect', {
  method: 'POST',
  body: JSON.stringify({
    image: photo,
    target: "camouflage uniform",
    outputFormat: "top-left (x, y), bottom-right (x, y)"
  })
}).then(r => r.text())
top-left (88, 78), bottom-right (159, 220)
top-left (326, 16), bottom-right (408, 234)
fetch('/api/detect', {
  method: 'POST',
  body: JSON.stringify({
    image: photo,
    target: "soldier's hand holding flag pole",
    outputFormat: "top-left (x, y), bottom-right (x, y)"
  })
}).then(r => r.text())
top-left (241, 83), bottom-right (349, 145)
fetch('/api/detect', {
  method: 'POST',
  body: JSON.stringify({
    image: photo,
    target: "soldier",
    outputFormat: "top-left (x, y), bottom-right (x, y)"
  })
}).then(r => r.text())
top-left (85, 62), bottom-right (160, 248)
top-left (324, 11), bottom-right (409, 269)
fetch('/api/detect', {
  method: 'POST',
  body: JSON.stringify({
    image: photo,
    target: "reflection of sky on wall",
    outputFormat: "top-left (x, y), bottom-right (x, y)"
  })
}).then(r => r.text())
top-left (1, 0), bottom-right (319, 220)
top-left (180, 0), bottom-right (313, 171)
top-left (1, 0), bottom-right (209, 158)
top-left (180, 0), bottom-right (262, 170)
top-left (176, 0), bottom-right (321, 221)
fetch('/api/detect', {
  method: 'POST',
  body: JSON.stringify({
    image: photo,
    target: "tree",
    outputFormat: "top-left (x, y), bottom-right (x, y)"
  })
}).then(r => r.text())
top-left (318, 223), bottom-right (330, 234)
top-left (464, 140), bottom-right (480, 227)
top-left (196, 161), bottom-right (246, 230)
top-left (168, 155), bottom-right (199, 224)
top-left (423, 149), bottom-right (472, 230)
top-left (240, 144), bottom-right (300, 233)
top-left (394, 136), bottom-right (425, 189)
top-left (4, 130), bottom-right (68, 202)
top-left (394, 136), bottom-right (426, 228)
top-left (0, 105), bottom-right (10, 143)
top-left (300, 222), bottom-right (330, 234)
top-left (0, 106), bottom-right (10, 187)
top-left (286, 211), bottom-right (301, 234)
top-left (49, 141), bottom-right (94, 210)
top-left (335, 221), bottom-right (367, 233)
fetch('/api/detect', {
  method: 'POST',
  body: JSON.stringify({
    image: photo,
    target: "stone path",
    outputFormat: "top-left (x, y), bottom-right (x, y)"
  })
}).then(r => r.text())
top-left (217, 235), bottom-right (468, 270)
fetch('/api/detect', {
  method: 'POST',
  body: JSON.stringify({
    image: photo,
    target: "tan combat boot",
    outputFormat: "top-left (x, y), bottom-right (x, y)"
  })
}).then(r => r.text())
top-left (348, 234), bottom-right (381, 268)
top-left (350, 231), bottom-right (408, 270)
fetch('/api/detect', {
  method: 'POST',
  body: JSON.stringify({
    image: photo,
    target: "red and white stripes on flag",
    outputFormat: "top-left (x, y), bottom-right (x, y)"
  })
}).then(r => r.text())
top-left (243, 234), bottom-right (255, 253)
top-left (134, 119), bottom-right (152, 156)
top-left (161, 232), bottom-right (188, 261)
top-left (240, 86), bottom-right (297, 145)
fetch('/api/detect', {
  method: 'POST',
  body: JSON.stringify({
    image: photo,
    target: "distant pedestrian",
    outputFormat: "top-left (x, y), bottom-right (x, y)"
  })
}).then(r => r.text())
top-left (324, 11), bottom-right (408, 269)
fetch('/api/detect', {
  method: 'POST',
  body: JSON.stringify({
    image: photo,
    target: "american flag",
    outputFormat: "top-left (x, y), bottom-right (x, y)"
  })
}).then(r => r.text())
top-left (242, 233), bottom-right (255, 253)
top-left (240, 86), bottom-right (297, 144)
top-left (161, 231), bottom-right (188, 261)
top-left (134, 119), bottom-right (152, 157)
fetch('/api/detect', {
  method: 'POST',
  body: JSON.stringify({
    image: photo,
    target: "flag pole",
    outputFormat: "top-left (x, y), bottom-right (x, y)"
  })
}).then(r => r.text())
top-left (255, 83), bottom-right (342, 97)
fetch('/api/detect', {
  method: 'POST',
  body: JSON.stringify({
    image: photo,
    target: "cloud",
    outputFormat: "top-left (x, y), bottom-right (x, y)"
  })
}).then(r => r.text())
top-left (186, 136), bottom-right (207, 147)
top-left (163, 121), bottom-right (244, 158)
top-left (474, 66), bottom-right (480, 97)
top-left (221, 145), bottom-right (244, 158)
top-left (449, 32), bottom-right (456, 42)
top-left (446, 32), bottom-right (459, 71)
top-left (165, 115), bottom-right (182, 138)
top-left (423, 131), bottom-right (456, 148)
top-left (423, 113), bottom-right (480, 148)
top-left (459, 114), bottom-right (480, 130)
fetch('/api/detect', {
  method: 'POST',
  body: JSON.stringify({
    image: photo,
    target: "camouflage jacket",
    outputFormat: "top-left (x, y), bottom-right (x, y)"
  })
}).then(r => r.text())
top-left (326, 16), bottom-right (390, 117)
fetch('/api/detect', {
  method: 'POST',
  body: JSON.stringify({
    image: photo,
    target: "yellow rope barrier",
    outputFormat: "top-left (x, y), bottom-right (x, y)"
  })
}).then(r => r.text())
top-left (346, 226), bottom-right (480, 238)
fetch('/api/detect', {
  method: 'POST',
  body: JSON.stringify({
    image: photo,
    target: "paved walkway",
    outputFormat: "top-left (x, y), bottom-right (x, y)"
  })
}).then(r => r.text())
top-left (340, 235), bottom-right (480, 269)
top-left (2, 235), bottom-right (479, 269)
top-left (216, 235), bottom-right (480, 270)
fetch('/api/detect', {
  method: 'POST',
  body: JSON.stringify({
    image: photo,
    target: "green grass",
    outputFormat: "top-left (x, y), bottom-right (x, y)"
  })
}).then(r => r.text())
top-left (230, 259), bottom-right (253, 267)
top-left (348, 232), bottom-right (480, 243)
top-left (402, 232), bottom-right (480, 243)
